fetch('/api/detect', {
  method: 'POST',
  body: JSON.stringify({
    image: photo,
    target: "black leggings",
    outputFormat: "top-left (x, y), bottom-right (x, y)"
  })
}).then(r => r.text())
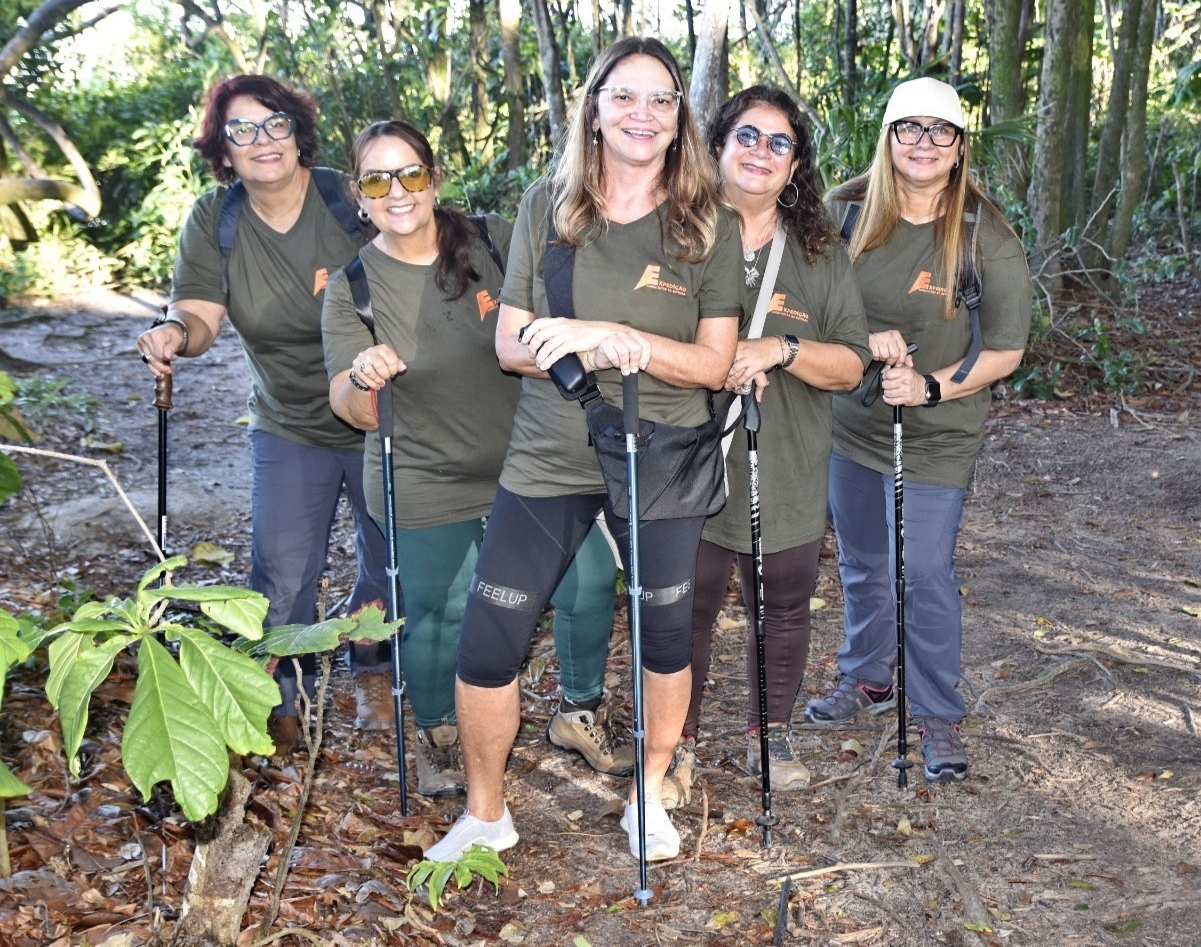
top-left (457, 488), bottom-right (706, 686)
top-left (685, 537), bottom-right (821, 735)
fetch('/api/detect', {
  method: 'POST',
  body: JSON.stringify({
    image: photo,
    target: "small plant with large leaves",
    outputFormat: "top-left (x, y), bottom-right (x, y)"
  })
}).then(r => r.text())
top-left (406, 844), bottom-right (510, 911)
top-left (41, 555), bottom-right (399, 822)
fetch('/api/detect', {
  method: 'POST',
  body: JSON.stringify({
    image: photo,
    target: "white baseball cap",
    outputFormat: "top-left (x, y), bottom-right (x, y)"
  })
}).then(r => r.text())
top-left (882, 77), bottom-right (966, 129)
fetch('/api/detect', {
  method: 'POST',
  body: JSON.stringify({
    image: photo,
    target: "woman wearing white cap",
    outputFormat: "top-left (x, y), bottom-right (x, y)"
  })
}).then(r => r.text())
top-left (806, 77), bottom-right (1031, 781)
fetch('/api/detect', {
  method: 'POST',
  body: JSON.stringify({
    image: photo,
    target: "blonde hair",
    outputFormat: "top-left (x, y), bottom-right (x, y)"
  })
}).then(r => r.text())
top-left (831, 124), bottom-right (1005, 319)
top-left (550, 37), bottom-right (719, 263)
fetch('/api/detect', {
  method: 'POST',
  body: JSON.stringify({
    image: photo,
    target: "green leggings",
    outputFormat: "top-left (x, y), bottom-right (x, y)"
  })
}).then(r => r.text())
top-left (393, 517), bottom-right (616, 727)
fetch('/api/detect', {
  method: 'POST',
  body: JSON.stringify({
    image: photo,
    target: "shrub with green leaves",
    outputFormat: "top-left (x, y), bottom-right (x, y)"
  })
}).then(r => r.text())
top-left (406, 844), bottom-right (509, 912)
top-left (0, 609), bottom-right (34, 799)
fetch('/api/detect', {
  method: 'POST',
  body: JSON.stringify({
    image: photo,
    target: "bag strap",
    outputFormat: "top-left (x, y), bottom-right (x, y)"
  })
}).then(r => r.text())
top-left (950, 202), bottom-right (983, 384)
top-left (839, 201), bottom-right (862, 245)
top-left (470, 214), bottom-right (505, 274)
top-left (217, 167), bottom-right (366, 295)
top-left (543, 214), bottom-right (602, 407)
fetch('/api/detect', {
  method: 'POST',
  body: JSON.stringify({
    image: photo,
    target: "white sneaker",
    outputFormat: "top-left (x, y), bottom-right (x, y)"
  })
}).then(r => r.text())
top-left (424, 807), bottom-right (518, 862)
top-left (620, 800), bottom-right (679, 862)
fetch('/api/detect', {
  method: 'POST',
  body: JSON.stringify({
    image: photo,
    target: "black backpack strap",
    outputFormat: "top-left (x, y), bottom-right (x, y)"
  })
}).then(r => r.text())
top-left (950, 203), bottom-right (984, 384)
top-left (839, 201), bottom-right (862, 245)
top-left (216, 181), bottom-right (248, 296)
top-left (345, 256), bottom-right (376, 340)
top-left (469, 214), bottom-right (505, 274)
top-left (312, 167), bottom-right (367, 242)
top-left (541, 213), bottom-right (601, 407)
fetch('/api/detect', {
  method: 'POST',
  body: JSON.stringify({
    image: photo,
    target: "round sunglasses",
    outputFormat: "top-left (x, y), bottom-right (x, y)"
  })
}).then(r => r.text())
top-left (356, 164), bottom-right (433, 198)
top-left (734, 124), bottom-right (796, 157)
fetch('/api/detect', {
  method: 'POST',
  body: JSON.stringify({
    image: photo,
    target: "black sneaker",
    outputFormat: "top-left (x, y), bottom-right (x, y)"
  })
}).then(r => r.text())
top-left (914, 716), bottom-right (969, 781)
top-left (804, 675), bottom-right (896, 725)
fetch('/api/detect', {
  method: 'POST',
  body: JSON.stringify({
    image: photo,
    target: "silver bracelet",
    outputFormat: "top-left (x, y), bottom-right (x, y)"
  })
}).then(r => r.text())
top-left (348, 368), bottom-right (371, 392)
top-left (156, 314), bottom-right (189, 356)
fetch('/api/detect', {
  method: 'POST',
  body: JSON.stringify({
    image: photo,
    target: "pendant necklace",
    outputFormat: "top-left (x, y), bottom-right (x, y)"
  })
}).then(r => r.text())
top-left (742, 216), bottom-right (777, 289)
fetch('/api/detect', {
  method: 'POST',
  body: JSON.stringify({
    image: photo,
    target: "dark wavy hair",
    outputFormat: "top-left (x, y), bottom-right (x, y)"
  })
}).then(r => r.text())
top-left (193, 75), bottom-right (321, 185)
top-left (706, 84), bottom-right (833, 263)
top-left (349, 120), bottom-right (481, 301)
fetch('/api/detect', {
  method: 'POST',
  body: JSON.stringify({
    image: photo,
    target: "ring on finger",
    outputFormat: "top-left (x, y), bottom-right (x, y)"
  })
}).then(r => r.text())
top-left (141, 353), bottom-right (150, 364)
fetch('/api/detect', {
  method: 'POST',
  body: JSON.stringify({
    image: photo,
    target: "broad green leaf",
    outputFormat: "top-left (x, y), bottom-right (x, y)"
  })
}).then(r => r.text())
top-left (46, 632), bottom-right (92, 707)
top-left (199, 595), bottom-right (269, 641)
top-left (57, 635), bottom-right (135, 775)
top-left (0, 373), bottom-right (13, 402)
top-left (252, 618), bottom-right (356, 657)
top-left (124, 637), bottom-right (229, 823)
top-left (345, 604), bottom-right (403, 643)
top-left (963, 922), bottom-right (993, 933)
top-left (427, 860), bottom-right (456, 910)
top-left (59, 600), bottom-right (115, 624)
top-left (177, 628), bottom-right (278, 756)
top-left (60, 618), bottom-right (136, 636)
top-left (155, 584), bottom-right (266, 604)
top-left (1, 614), bottom-right (32, 673)
top-left (137, 556), bottom-right (188, 595)
top-left (0, 452), bottom-right (22, 505)
top-left (1104, 919), bottom-right (1142, 936)
top-left (0, 758), bottom-right (31, 798)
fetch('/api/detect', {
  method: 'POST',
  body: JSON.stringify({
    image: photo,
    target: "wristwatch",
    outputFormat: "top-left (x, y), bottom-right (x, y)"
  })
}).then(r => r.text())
top-left (780, 334), bottom-right (800, 369)
top-left (922, 373), bottom-right (941, 407)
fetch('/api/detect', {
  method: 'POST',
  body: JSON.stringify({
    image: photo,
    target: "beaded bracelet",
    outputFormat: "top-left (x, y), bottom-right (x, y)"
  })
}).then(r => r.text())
top-left (348, 368), bottom-right (371, 392)
top-left (155, 314), bottom-right (189, 357)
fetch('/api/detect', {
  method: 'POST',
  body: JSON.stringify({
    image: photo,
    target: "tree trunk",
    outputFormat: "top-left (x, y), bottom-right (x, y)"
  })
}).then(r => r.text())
top-left (1062, 0), bottom-right (1095, 234)
top-left (985, 0), bottom-right (1027, 198)
top-left (1107, 0), bottom-right (1159, 264)
top-left (685, 0), bottom-right (698, 66)
top-left (531, 0), bottom-right (567, 148)
top-left (948, 0), bottom-right (966, 82)
top-left (1029, 0), bottom-right (1074, 292)
top-left (592, 0), bottom-right (603, 59)
top-left (841, 0), bottom-right (859, 110)
top-left (170, 770), bottom-right (270, 947)
top-left (689, 0), bottom-right (732, 135)
top-left (469, 0), bottom-right (491, 154)
top-left (499, 0), bottom-right (527, 170)
top-left (1087, 0), bottom-right (1141, 263)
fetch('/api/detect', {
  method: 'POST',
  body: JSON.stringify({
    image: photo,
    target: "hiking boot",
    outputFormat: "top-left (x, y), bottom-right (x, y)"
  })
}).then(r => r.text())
top-left (425, 806), bottom-right (518, 862)
top-left (660, 740), bottom-right (695, 811)
top-left (915, 716), bottom-right (969, 782)
top-left (620, 799), bottom-right (680, 862)
top-left (267, 712), bottom-right (302, 757)
top-left (547, 696), bottom-right (635, 776)
top-left (804, 675), bottom-right (895, 725)
top-left (747, 725), bottom-right (810, 790)
top-left (354, 671), bottom-right (395, 731)
top-left (415, 725), bottom-right (466, 798)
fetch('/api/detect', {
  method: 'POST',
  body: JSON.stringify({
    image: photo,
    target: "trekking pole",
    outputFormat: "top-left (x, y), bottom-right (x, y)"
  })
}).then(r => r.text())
top-left (377, 381), bottom-right (409, 816)
top-left (622, 370), bottom-right (651, 907)
top-left (153, 373), bottom-right (172, 560)
top-left (890, 344), bottom-right (918, 789)
top-left (745, 383), bottom-right (778, 846)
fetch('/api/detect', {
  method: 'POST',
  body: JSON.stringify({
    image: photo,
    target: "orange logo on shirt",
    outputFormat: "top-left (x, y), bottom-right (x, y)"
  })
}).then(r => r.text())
top-left (634, 264), bottom-right (687, 296)
top-left (313, 268), bottom-right (329, 295)
top-left (768, 292), bottom-right (810, 323)
top-left (908, 271), bottom-right (950, 297)
top-left (476, 289), bottom-right (499, 320)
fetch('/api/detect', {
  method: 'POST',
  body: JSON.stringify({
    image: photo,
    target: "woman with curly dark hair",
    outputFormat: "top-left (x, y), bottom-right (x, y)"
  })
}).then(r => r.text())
top-left (663, 85), bottom-right (870, 807)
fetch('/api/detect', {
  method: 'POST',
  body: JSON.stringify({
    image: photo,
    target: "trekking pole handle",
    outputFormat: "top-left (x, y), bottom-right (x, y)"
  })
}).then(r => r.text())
top-left (744, 382), bottom-right (761, 434)
top-left (622, 371), bottom-right (638, 439)
top-left (154, 373), bottom-right (173, 411)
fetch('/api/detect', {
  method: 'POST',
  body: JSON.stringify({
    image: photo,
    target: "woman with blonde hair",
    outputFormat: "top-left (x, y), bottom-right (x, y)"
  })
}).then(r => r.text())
top-left (807, 77), bottom-right (1031, 782)
top-left (426, 36), bottom-right (743, 864)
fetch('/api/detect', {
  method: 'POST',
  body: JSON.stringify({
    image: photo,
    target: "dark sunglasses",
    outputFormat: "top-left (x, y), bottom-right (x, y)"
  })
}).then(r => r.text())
top-left (223, 112), bottom-right (294, 147)
top-left (356, 165), bottom-right (433, 198)
top-left (734, 124), bottom-right (796, 156)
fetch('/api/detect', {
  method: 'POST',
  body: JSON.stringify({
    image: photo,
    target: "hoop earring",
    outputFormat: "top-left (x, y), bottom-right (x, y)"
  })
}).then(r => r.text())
top-left (357, 207), bottom-right (370, 223)
top-left (777, 181), bottom-right (800, 209)
top-left (953, 160), bottom-right (960, 169)
top-left (593, 129), bottom-right (599, 145)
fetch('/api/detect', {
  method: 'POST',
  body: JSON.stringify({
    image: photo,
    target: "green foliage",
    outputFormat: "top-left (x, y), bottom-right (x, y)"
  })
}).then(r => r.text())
top-left (406, 844), bottom-right (509, 911)
top-left (0, 217), bottom-right (121, 299)
top-left (12, 376), bottom-right (98, 426)
top-left (0, 609), bottom-right (33, 797)
top-left (0, 371), bottom-right (33, 505)
top-left (41, 556), bottom-right (401, 822)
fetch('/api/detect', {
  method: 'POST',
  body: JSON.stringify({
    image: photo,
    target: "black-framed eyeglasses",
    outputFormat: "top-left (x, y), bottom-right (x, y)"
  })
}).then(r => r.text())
top-left (223, 112), bottom-right (295, 147)
top-left (355, 164), bottom-right (433, 198)
top-left (734, 124), bottom-right (796, 157)
top-left (890, 120), bottom-right (961, 148)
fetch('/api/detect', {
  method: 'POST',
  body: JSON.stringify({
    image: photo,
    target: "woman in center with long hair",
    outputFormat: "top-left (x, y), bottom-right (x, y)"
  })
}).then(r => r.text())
top-left (427, 36), bottom-right (743, 863)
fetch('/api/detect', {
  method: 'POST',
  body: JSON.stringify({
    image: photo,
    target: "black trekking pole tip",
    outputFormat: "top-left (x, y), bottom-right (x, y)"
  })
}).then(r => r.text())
top-left (891, 756), bottom-right (913, 788)
top-left (756, 810), bottom-right (779, 848)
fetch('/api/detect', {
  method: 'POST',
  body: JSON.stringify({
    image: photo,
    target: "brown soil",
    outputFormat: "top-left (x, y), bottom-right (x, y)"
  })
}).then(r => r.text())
top-left (1, 284), bottom-right (1199, 947)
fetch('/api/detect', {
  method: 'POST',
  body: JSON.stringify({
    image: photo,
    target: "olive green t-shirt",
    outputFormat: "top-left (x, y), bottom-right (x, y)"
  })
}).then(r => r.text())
top-left (322, 215), bottom-right (518, 528)
top-left (703, 238), bottom-right (871, 554)
top-left (170, 173), bottom-right (365, 451)
top-left (828, 205), bottom-right (1032, 489)
top-left (498, 181), bottom-right (744, 497)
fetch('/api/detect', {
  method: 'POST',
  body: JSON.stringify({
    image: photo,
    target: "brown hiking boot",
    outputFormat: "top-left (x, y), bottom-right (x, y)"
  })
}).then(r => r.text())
top-left (354, 671), bottom-right (395, 731)
top-left (415, 724), bottom-right (466, 798)
top-left (268, 713), bottom-right (302, 757)
top-left (660, 740), bottom-right (695, 810)
top-left (747, 725), bottom-right (811, 790)
top-left (547, 696), bottom-right (635, 776)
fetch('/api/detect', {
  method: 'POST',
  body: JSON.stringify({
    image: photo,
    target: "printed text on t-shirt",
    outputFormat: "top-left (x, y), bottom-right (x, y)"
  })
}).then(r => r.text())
top-left (476, 289), bottom-right (499, 320)
top-left (768, 292), bottom-right (811, 323)
top-left (908, 271), bottom-right (950, 297)
top-left (634, 264), bottom-right (687, 297)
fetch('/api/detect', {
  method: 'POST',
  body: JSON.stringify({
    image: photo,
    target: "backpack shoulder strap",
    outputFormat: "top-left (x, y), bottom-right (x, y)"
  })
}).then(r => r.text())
top-left (312, 167), bottom-right (366, 242)
top-left (345, 255), bottom-right (375, 339)
top-left (950, 201), bottom-right (984, 384)
top-left (839, 201), bottom-right (862, 246)
top-left (469, 214), bottom-right (505, 274)
top-left (216, 181), bottom-right (248, 295)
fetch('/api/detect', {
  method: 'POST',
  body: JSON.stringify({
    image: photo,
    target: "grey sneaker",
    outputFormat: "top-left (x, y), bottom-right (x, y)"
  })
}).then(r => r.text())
top-left (547, 697), bottom-right (635, 776)
top-left (660, 740), bottom-right (695, 810)
top-left (915, 716), bottom-right (969, 781)
top-left (354, 671), bottom-right (395, 731)
top-left (415, 724), bottom-right (466, 798)
top-left (747, 726), bottom-right (810, 790)
top-left (804, 675), bottom-right (895, 725)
